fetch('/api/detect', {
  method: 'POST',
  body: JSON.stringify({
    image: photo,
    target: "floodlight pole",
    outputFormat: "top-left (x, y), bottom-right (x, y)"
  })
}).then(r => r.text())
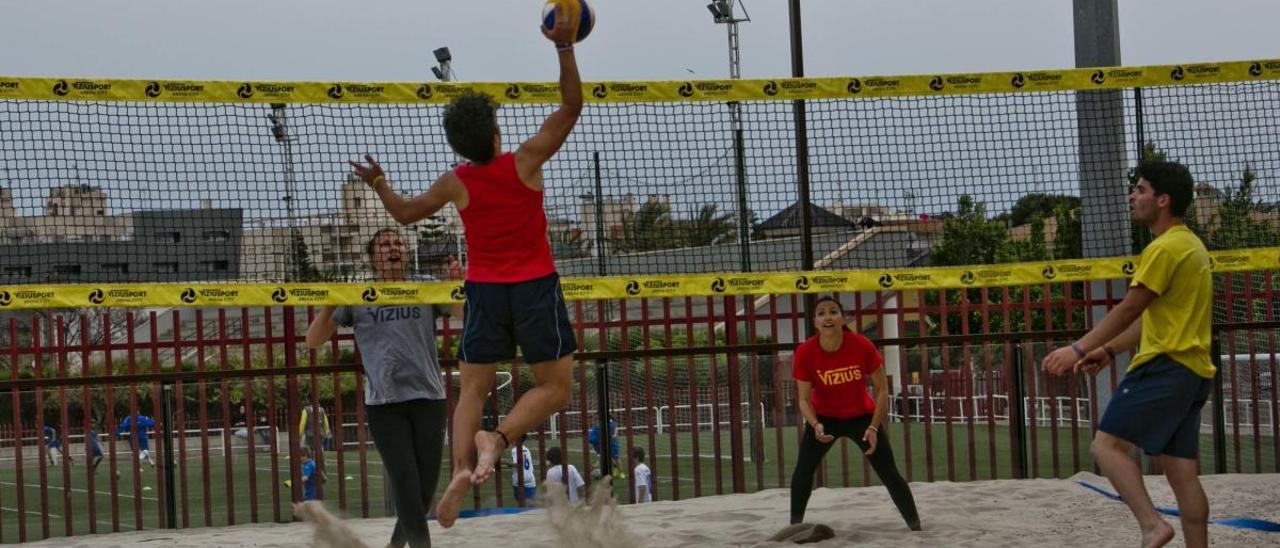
top-left (269, 104), bottom-right (298, 282)
top-left (711, 0), bottom-right (753, 273)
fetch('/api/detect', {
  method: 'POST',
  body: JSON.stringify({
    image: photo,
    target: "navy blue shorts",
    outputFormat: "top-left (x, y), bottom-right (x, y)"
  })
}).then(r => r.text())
top-left (1098, 355), bottom-right (1212, 459)
top-left (459, 273), bottom-right (577, 364)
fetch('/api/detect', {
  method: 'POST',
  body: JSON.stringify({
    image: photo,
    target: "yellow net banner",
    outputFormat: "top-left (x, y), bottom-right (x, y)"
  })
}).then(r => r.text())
top-left (1, 59), bottom-right (1277, 105)
top-left (0, 247), bottom-right (1274, 309)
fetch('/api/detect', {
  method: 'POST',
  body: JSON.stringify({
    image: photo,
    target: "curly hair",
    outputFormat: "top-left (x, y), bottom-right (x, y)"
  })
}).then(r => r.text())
top-left (443, 91), bottom-right (499, 164)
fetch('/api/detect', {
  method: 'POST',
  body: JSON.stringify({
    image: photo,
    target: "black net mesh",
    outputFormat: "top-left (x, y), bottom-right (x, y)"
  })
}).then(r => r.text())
top-left (1, 78), bottom-right (1278, 286)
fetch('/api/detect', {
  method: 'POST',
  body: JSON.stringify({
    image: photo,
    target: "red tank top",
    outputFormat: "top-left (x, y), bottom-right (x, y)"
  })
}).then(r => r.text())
top-left (454, 152), bottom-right (556, 283)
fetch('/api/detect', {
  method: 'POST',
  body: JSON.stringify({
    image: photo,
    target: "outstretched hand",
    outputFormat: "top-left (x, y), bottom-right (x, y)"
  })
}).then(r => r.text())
top-left (347, 154), bottom-right (385, 188)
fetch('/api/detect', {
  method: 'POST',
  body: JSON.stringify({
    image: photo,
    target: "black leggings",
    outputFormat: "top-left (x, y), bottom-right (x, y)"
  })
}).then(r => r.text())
top-left (790, 414), bottom-right (919, 527)
top-left (366, 398), bottom-right (446, 548)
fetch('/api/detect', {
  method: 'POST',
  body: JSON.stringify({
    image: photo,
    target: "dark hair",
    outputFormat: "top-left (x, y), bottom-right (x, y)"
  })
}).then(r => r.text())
top-left (1135, 161), bottom-right (1194, 218)
top-left (443, 91), bottom-right (499, 164)
top-left (631, 446), bottom-right (645, 461)
top-left (365, 227), bottom-right (401, 260)
top-left (546, 446), bottom-right (563, 465)
top-left (812, 295), bottom-right (853, 332)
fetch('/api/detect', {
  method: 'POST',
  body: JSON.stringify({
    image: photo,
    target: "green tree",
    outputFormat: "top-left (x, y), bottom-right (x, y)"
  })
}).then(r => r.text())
top-left (680, 204), bottom-right (737, 247)
top-left (611, 200), bottom-right (677, 253)
top-left (1051, 203), bottom-right (1083, 259)
top-left (550, 227), bottom-right (593, 259)
top-left (929, 196), bottom-right (1012, 267)
top-left (290, 231), bottom-right (321, 282)
top-left (1004, 193), bottom-right (1081, 227)
top-left (1203, 167), bottom-right (1277, 250)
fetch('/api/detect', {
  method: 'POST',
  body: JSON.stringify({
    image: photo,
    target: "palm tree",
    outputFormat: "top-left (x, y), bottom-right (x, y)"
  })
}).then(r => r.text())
top-left (682, 204), bottom-right (737, 247)
top-left (611, 201), bottom-right (677, 253)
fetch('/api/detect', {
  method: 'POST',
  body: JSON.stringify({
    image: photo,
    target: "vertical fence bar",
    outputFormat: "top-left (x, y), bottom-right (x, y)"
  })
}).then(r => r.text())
top-left (240, 307), bottom-right (259, 523)
top-left (685, 296), bottom-right (701, 498)
top-left (898, 293), bottom-right (914, 483)
top-left (354, 349), bottom-right (370, 518)
top-left (9, 318), bottom-right (28, 542)
top-left (620, 299), bottom-right (635, 503)
top-left (217, 309), bottom-right (235, 526)
top-left (641, 298), bottom-right (659, 499)
top-left (663, 298), bottom-right (680, 501)
top-left (745, 294), bottom-right (764, 491)
top-left (1223, 272), bottom-right (1242, 472)
top-left (1048, 284), bottom-right (1061, 479)
top-left (706, 297), bottom-right (723, 496)
top-left (68, 316), bottom-right (96, 536)
top-left (98, 314), bottom-right (120, 532)
top-left (1242, 275), bottom-right (1262, 473)
top-left (281, 307), bottom-right (302, 507)
top-left (1211, 332), bottom-right (1227, 475)
top-left (1009, 342), bottom-right (1028, 479)
top-left (573, 301), bottom-right (592, 489)
top-left (195, 310), bottom-right (212, 526)
top-left (160, 380), bottom-right (177, 529)
top-left (723, 295), bottom-right (745, 494)
top-left (917, 290), bottom-right (932, 482)
top-left (1266, 271), bottom-right (1280, 472)
top-left (769, 296), bottom-right (786, 489)
top-left (149, 311), bottom-right (168, 528)
top-left (960, 287), bottom-right (977, 481)
top-left (984, 287), bottom-right (999, 479)
top-left (326, 306), bottom-right (347, 513)
top-left (34, 318), bottom-right (50, 540)
top-left (172, 311), bottom-right (188, 528)
top-left (263, 308), bottom-right (282, 522)
top-left (939, 290), bottom-right (956, 482)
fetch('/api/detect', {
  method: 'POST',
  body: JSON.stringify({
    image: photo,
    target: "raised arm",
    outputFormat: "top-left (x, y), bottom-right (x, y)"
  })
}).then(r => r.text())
top-left (514, 6), bottom-right (584, 187)
top-left (349, 154), bottom-right (465, 225)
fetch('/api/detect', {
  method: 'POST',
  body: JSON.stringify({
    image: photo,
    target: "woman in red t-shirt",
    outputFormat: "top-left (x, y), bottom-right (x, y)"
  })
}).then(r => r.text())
top-left (790, 295), bottom-right (921, 530)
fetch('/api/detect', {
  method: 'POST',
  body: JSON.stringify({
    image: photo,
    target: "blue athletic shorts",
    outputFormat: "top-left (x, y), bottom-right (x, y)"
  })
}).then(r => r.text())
top-left (1098, 354), bottom-right (1212, 459)
top-left (459, 273), bottom-right (577, 364)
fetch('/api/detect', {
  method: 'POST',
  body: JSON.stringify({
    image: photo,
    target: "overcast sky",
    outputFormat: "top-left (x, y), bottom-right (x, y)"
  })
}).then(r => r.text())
top-left (1, 1), bottom-right (1276, 225)
top-left (1, 0), bottom-right (1276, 83)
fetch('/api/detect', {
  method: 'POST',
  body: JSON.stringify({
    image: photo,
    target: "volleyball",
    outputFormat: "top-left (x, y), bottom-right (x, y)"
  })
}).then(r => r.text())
top-left (542, 0), bottom-right (595, 44)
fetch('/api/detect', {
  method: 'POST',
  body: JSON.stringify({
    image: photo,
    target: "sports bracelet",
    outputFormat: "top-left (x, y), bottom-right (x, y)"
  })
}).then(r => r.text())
top-left (868, 425), bottom-right (878, 432)
top-left (1070, 341), bottom-right (1087, 358)
top-left (556, 43), bottom-right (574, 52)
top-left (369, 175), bottom-right (385, 189)
top-left (1103, 345), bottom-right (1117, 360)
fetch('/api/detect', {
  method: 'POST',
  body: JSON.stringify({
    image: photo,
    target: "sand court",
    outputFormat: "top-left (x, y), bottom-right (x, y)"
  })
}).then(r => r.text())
top-left (26, 472), bottom-right (1280, 547)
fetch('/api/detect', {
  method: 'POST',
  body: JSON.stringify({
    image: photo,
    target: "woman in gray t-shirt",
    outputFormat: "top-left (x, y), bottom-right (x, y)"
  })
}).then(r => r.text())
top-left (305, 228), bottom-right (460, 548)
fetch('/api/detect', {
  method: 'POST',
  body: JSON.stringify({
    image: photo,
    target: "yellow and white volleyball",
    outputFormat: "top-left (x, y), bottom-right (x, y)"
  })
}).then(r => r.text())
top-left (542, 0), bottom-right (595, 43)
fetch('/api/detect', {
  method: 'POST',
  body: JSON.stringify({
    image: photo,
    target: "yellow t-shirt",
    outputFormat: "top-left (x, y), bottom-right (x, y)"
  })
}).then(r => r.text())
top-left (1128, 224), bottom-right (1215, 379)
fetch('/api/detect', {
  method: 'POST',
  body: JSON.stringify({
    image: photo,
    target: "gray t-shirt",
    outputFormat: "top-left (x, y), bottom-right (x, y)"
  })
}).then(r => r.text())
top-left (333, 302), bottom-right (448, 406)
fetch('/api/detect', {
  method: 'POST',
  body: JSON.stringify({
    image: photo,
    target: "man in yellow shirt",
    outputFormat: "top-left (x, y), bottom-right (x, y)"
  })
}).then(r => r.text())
top-left (1043, 161), bottom-right (1212, 548)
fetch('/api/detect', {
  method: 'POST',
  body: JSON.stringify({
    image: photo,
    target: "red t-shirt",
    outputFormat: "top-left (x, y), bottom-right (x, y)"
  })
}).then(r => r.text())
top-left (454, 152), bottom-right (557, 283)
top-left (792, 331), bottom-right (883, 419)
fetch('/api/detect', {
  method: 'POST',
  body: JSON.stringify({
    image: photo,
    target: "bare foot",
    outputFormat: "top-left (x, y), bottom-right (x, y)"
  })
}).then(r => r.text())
top-left (1141, 519), bottom-right (1175, 548)
top-left (471, 431), bottom-right (505, 486)
top-left (436, 470), bottom-right (472, 529)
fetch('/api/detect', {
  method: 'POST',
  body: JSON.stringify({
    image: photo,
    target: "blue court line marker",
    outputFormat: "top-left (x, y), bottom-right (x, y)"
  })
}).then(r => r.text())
top-left (1076, 481), bottom-right (1280, 532)
top-left (455, 506), bottom-right (539, 520)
